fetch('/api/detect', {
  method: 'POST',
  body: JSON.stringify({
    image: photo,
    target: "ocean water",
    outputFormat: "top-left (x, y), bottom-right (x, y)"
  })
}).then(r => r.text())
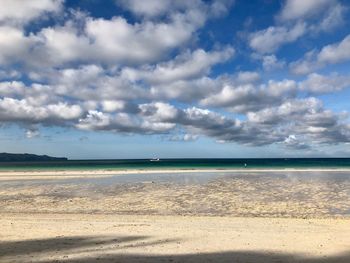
top-left (1, 158), bottom-right (350, 171)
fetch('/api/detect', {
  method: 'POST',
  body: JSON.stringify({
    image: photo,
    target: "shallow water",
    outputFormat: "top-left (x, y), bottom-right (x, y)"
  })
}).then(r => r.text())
top-left (2, 170), bottom-right (350, 186)
top-left (1, 171), bottom-right (349, 218)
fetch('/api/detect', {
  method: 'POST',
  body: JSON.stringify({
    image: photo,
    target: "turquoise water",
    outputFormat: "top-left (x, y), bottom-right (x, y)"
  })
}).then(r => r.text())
top-left (1, 158), bottom-right (350, 171)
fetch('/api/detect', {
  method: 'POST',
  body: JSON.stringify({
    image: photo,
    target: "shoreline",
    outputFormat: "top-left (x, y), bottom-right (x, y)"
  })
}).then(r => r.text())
top-left (1, 167), bottom-right (350, 180)
top-left (1, 168), bottom-right (349, 219)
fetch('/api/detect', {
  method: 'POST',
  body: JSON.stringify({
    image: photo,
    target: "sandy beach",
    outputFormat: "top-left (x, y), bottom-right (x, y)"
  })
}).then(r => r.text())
top-left (1, 169), bottom-right (349, 262)
top-left (1, 213), bottom-right (350, 262)
top-left (2, 0), bottom-right (350, 261)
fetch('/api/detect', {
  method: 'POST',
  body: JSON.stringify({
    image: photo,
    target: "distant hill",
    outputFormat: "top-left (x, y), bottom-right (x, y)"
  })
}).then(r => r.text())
top-left (0, 153), bottom-right (68, 162)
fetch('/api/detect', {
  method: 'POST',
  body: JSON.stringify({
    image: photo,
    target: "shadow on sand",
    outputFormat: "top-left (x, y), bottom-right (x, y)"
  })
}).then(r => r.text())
top-left (0, 235), bottom-right (349, 263)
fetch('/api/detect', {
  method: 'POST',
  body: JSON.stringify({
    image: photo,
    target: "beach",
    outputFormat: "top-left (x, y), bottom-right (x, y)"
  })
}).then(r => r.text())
top-left (2, 0), bottom-right (350, 261)
top-left (1, 169), bottom-right (350, 262)
top-left (1, 213), bottom-right (350, 263)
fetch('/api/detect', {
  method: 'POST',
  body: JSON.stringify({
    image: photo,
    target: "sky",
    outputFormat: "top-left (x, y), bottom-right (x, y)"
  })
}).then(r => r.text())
top-left (0, 0), bottom-right (350, 159)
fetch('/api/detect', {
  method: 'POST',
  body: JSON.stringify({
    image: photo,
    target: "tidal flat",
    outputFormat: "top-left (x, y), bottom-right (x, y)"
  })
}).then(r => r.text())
top-left (1, 170), bottom-right (349, 218)
top-left (1, 170), bottom-right (350, 262)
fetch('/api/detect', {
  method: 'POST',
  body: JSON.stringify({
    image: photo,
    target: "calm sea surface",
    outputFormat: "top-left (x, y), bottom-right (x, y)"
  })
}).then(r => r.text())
top-left (1, 158), bottom-right (350, 170)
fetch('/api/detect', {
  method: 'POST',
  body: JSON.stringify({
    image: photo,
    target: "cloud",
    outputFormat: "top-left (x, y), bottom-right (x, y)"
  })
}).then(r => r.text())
top-left (236, 71), bottom-right (260, 83)
top-left (249, 0), bottom-right (346, 55)
top-left (77, 109), bottom-right (176, 134)
top-left (0, 26), bottom-right (35, 65)
top-left (290, 34), bottom-right (350, 74)
top-left (116, 0), bottom-right (234, 19)
top-left (246, 97), bottom-right (323, 125)
top-left (249, 23), bottom-right (306, 54)
top-left (0, 97), bottom-right (83, 125)
top-left (122, 47), bottom-right (234, 85)
top-left (37, 65), bottom-right (148, 102)
top-left (85, 15), bottom-right (204, 65)
top-left (261, 55), bottom-right (285, 71)
top-left (315, 3), bottom-right (347, 32)
top-left (0, 0), bottom-right (349, 151)
top-left (299, 73), bottom-right (350, 93)
top-left (283, 135), bottom-right (310, 150)
top-left (317, 34), bottom-right (350, 64)
top-left (246, 98), bottom-right (350, 145)
top-left (117, 0), bottom-right (175, 18)
top-left (278, 0), bottom-right (345, 32)
top-left (0, 81), bottom-right (25, 97)
top-left (25, 129), bottom-right (40, 139)
top-left (278, 0), bottom-right (334, 21)
top-left (0, 9), bottom-right (209, 68)
top-left (0, 69), bottom-right (21, 80)
top-left (33, 47), bottom-right (233, 104)
top-left (0, 0), bottom-right (62, 25)
top-left (200, 79), bottom-right (297, 113)
top-left (169, 133), bottom-right (199, 142)
top-left (150, 76), bottom-right (220, 102)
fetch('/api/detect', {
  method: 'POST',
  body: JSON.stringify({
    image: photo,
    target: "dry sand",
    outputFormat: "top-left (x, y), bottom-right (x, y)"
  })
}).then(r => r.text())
top-left (1, 213), bottom-right (349, 262)
top-left (1, 169), bottom-right (349, 262)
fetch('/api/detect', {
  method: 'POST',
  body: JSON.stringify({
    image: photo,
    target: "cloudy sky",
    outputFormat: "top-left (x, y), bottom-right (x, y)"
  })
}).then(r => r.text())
top-left (0, 0), bottom-right (350, 159)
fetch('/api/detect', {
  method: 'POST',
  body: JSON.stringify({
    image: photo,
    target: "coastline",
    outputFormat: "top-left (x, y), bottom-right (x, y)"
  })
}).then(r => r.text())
top-left (1, 167), bottom-right (350, 180)
top-left (1, 168), bottom-right (349, 262)
top-left (1, 168), bottom-right (349, 219)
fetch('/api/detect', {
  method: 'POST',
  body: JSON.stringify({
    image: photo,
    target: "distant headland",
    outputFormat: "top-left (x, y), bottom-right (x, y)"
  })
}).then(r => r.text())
top-left (0, 153), bottom-right (68, 162)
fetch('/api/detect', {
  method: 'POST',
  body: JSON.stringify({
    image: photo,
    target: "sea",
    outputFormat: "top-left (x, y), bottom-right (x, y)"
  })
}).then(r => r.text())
top-left (1, 158), bottom-right (350, 171)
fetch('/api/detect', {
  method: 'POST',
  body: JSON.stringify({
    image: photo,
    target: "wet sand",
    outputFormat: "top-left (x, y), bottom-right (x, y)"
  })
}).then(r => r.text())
top-left (1, 168), bottom-right (350, 180)
top-left (1, 169), bottom-right (349, 262)
top-left (1, 170), bottom-right (349, 218)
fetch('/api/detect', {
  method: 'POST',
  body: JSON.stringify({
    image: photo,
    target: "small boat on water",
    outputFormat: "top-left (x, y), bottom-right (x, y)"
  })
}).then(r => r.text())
top-left (150, 158), bottom-right (160, 162)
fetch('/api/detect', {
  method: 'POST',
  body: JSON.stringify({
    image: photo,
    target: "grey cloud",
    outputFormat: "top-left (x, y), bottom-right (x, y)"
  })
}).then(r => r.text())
top-left (299, 73), bottom-right (350, 94)
top-left (121, 47), bottom-right (234, 85)
top-left (283, 135), bottom-right (310, 150)
top-left (200, 79), bottom-right (297, 113)
top-left (0, 69), bottom-right (21, 80)
top-left (77, 110), bottom-right (176, 134)
top-left (36, 48), bottom-right (232, 104)
top-left (247, 98), bottom-right (350, 145)
top-left (261, 55), bottom-right (285, 71)
top-left (150, 76), bottom-right (220, 102)
top-left (236, 71), bottom-right (260, 84)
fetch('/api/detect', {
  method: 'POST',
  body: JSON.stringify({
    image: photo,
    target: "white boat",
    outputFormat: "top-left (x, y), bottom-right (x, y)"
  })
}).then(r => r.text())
top-left (150, 158), bottom-right (160, 162)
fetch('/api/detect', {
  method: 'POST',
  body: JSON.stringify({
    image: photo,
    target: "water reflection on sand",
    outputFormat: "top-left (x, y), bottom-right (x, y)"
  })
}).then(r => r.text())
top-left (0, 171), bottom-right (349, 218)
